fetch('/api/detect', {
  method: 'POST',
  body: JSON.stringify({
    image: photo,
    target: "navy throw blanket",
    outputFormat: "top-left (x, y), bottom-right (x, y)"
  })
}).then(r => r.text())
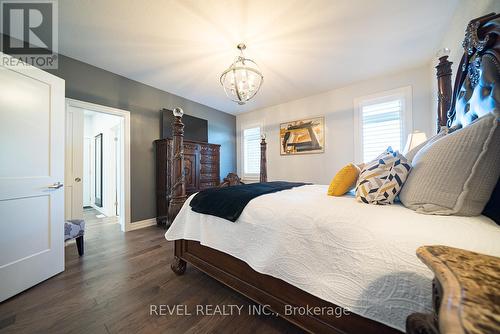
top-left (190, 181), bottom-right (307, 222)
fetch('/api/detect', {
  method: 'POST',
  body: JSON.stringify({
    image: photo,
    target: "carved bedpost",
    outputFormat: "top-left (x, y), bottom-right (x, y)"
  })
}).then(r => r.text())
top-left (260, 135), bottom-right (267, 183)
top-left (167, 107), bottom-right (187, 226)
top-left (435, 51), bottom-right (453, 132)
top-left (169, 107), bottom-right (187, 275)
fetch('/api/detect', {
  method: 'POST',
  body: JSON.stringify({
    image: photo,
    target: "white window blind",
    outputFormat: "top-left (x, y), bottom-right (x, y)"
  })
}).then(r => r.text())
top-left (243, 126), bottom-right (261, 177)
top-left (361, 99), bottom-right (403, 162)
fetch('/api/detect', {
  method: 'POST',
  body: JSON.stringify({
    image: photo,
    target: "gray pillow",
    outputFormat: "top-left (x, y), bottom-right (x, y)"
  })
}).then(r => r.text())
top-left (400, 113), bottom-right (500, 216)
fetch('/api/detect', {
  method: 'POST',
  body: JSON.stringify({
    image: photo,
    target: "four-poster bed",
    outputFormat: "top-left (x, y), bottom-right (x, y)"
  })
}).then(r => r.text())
top-left (166, 13), bottom-right (500, 334)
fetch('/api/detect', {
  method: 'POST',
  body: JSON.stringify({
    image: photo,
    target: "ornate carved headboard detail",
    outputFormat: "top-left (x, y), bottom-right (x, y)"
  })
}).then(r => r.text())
top-left (435, 13), bottom-right (500, 223)
top-left (437, 13), bottom-right (500, 128)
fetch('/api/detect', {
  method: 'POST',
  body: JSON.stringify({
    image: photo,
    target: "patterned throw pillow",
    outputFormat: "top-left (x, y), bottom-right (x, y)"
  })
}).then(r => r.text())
top-left (356, 150), bottom-right (411, 205)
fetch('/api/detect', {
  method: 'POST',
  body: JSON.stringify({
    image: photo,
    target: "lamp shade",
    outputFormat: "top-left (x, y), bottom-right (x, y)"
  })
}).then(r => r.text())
top-left (403, 131), bottom-right (427, 155)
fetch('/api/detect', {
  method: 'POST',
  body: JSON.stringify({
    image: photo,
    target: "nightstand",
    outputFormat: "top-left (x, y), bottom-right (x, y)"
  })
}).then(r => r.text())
top-left (406, 245), bottom-right (500, 334)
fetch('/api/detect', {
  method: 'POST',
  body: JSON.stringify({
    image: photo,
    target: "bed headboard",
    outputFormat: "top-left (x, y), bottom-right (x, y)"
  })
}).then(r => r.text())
top-left (436, 13), bottom-right (500, 223)
top-left (438, 13), bottom-right (500, 129)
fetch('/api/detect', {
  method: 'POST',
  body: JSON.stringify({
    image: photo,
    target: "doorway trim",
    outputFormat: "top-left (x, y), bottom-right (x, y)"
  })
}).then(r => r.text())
top-left (66, 98), bottom-right (132, 232)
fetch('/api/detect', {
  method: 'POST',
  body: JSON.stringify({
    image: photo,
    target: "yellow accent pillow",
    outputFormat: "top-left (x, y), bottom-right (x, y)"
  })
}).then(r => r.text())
top-left (327, 163), bottom-right (361, 196)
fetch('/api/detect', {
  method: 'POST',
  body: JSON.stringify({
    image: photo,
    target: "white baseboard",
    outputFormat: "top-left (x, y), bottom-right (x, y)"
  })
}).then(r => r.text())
top-left (128, 218), bottom-right (157, 231)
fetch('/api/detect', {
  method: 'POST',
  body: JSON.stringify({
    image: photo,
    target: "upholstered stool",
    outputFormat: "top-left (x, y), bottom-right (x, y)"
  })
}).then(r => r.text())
top-left (64, 219), bottom-right (85, 256)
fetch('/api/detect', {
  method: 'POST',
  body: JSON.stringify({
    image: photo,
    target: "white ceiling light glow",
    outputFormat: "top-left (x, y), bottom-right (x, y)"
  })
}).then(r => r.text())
top-left (58, 0), bottom-right (461, 114)
top-left (220, 43), bottom-right (263, 105)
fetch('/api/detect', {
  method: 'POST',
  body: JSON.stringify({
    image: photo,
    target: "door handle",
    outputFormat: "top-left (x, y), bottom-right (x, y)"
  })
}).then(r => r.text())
top-left (75, 177), bottom-right (81, 182)
top-left (48, 182), bottom-right (64, 189)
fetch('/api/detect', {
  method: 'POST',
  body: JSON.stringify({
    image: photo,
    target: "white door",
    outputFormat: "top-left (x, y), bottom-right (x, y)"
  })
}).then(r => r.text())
top-left (64, 105), bottom-right (84, 220)
top-left (111, 124), bottom-right (121, 217)
top-left (83, 137), bottom-right (92, 207)
top-left (0, 54), bottom-right (65, 302)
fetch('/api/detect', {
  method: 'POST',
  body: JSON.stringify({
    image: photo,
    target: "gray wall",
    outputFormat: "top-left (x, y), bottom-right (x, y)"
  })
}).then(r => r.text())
top-left (47, 55), bottom-right (236, 222)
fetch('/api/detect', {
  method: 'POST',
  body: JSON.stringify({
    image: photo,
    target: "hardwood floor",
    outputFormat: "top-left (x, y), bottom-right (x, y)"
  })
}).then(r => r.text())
top-left (0, 222), bottom-right (303, 334)
top-left (83, 207), bottom-right (119, 230)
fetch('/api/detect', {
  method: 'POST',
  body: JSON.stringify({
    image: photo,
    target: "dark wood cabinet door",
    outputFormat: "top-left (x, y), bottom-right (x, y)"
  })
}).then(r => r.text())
top-left (184, 153), bottom-right (198, 194)
top-left (155, 138), bottom-right (220, 226)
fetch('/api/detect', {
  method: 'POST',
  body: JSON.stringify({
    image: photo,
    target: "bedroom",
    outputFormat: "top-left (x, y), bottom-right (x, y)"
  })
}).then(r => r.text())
top-left (0, 0), bottom-right (499, 333)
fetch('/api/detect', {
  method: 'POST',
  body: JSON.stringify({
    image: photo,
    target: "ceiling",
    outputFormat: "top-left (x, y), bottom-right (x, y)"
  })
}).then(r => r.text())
top-left (58, 0), bottom-right (460, 114)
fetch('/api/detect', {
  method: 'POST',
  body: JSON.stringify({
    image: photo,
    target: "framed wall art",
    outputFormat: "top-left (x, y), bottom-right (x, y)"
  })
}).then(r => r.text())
top-left (280, 117), bottom-right (325, 155)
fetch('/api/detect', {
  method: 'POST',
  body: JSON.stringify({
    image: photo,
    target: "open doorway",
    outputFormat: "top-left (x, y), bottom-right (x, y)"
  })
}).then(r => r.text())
top-left (65, 99), bottom-right (131, 232)
top-left (83, 109), bottom-right (121, 230)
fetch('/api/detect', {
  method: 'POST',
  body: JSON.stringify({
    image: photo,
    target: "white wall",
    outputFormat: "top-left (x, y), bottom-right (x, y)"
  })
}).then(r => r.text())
top-left (83, 110), bottom-right (122, 217)
top-left (237, 0), bottom-right (500, 185)
top-left (237, 64), bottom-right (432, 184)
top-left (440, 0), bottom-right (499, 77)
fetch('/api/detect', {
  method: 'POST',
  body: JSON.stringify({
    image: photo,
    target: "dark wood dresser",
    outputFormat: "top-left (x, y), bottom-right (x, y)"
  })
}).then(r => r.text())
top-left (155, 138), bottom-right (220, 226)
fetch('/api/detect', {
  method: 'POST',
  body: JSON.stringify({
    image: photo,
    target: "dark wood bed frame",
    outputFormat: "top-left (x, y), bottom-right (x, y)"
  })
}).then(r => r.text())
top-left (167, 14), bottom-right (500, 334)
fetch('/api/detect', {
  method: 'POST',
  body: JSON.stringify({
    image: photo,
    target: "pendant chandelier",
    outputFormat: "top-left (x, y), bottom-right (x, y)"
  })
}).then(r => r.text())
top-left (220, 43), bottom-right (263, 105)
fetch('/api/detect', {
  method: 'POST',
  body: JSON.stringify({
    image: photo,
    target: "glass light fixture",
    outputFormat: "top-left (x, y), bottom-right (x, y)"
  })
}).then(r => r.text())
top-left (220, 43), bottom-right (263, 105)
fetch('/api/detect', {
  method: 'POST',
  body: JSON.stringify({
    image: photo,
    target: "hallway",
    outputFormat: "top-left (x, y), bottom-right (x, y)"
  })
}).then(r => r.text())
top-left (83, 207), bottom-right (119, 237)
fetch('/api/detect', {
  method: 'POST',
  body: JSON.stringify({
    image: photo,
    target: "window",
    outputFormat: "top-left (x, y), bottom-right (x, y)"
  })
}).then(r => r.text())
top-left (355, 87), bottom-right (412, 162)
top-left (242, 126), bottom-right (261, 178)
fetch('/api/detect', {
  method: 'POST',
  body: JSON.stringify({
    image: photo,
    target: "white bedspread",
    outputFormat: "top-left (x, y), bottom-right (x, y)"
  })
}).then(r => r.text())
top-left (165, 185), bottom-right (500, 331)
